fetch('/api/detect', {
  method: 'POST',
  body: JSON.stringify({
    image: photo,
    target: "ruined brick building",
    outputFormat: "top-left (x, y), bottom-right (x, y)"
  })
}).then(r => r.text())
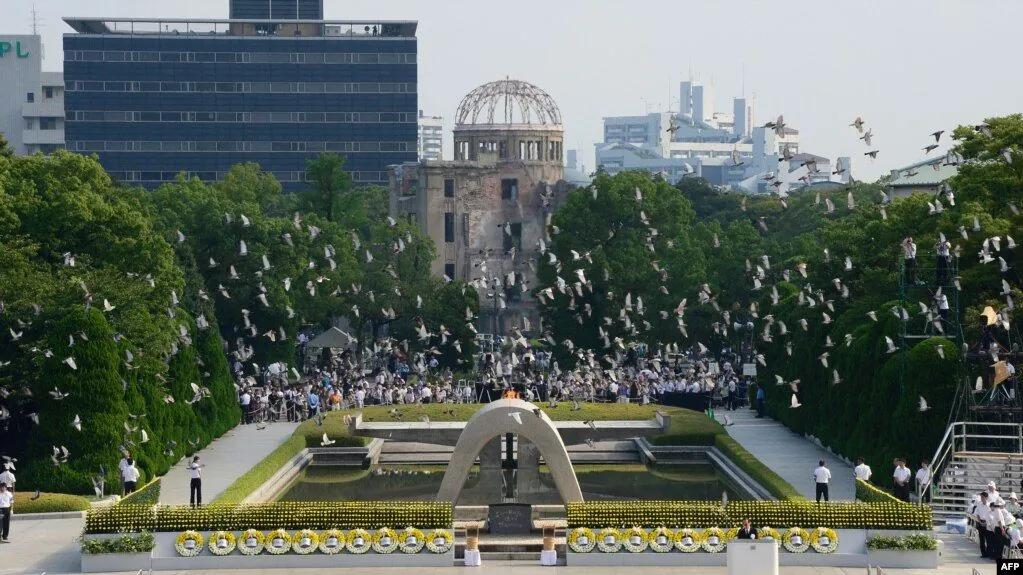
top-left (389, 79), bottom-right (572, 336)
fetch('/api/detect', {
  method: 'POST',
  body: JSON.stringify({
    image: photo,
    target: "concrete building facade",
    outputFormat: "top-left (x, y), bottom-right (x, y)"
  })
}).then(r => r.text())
top-left (63, 0), bottom-right (417, 191)
top-left (0, 35), bottom-right (65, 155)
top-left (417, 109), bottom-right (443, 161)
top-left (390, 79), bottom-right (570, 334)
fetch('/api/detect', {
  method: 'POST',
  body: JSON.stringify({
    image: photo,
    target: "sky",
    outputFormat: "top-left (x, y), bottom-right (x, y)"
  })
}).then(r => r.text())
top-left (3, 0), bottom-right (1021, 182)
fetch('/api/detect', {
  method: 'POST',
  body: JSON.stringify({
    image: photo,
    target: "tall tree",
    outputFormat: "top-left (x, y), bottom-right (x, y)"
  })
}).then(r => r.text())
top-left (305, 153), bottom-right (354, 222)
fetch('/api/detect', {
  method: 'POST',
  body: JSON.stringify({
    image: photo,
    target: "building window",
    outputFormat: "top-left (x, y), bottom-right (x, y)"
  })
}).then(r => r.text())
top-left (444, 212), bottom-right (455, 243)
top-left (26, 92), bottom-right (34, 103)
top-left (44, 87), bottom-right (54, 99)
top-left (444, 263), bottom-right (455, 280)
top-left (501, 178), bottom-right (518, 200)
top-left (444, 178), bottom-right (455, 197)
top-left (503, 222), bottom-right (522, 252)
top-left (39, 118), bottom-right (57, 131)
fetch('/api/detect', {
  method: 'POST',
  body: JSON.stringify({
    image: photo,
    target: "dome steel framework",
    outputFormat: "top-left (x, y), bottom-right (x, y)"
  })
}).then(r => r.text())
top-left (455, 78), bottom-right (562, 127)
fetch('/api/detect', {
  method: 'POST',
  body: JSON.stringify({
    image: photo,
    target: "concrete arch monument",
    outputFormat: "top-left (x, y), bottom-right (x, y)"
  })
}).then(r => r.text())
top-left (436, 398), bottom-right (583, 503)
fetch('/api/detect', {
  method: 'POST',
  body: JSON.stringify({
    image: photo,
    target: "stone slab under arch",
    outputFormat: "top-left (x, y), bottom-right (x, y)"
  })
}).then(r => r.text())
top-left (436, 399), bottom-right (584, 503)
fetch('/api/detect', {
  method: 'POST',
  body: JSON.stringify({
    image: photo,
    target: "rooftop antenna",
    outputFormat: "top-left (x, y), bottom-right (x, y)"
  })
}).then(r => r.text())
top-left (30, 4), bottom-right (45, 59)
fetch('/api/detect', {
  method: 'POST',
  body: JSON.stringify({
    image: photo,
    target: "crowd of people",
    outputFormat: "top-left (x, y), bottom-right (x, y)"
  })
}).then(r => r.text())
top-left (229, 340), bottom-right (756, 424)
top-left (970, 481), bottom-right (1023, 561)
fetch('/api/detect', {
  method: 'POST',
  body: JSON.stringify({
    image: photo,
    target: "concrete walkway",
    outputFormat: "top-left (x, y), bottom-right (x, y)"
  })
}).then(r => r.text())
top-left (159, 421), bottom-right (299, 505)
top-left (717, 407), bottom-right (856, 501)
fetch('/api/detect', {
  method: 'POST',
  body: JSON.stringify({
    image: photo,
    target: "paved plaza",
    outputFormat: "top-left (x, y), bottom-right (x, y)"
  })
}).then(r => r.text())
top-left (158, 421), bottom-right (299, 505)
top-left (720, 407), bottom-right (857, 501)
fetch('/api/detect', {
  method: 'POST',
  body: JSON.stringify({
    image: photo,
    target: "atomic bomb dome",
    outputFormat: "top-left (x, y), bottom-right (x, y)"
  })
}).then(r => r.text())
top-left (455, 78), bottom-right (562, 127)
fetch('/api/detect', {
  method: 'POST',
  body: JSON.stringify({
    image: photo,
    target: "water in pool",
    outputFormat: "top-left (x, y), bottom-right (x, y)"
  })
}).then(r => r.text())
top-left (279, 463), bottom-right (744, 505)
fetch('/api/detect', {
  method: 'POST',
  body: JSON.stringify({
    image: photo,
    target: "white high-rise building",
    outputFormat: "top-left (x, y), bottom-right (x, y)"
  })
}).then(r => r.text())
top-left (0, 35), bottom-right (65, 155)
top-left (417, 110), bottom-right (443, 161)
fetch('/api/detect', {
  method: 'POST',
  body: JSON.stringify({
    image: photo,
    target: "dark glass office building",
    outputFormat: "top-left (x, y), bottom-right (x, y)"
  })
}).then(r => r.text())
top-left (63, 3), bottom-right (417, 190)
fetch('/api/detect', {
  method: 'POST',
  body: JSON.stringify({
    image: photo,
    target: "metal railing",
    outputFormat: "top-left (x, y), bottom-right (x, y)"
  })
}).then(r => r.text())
top-left (930, 421), bottom-right (1023, 493)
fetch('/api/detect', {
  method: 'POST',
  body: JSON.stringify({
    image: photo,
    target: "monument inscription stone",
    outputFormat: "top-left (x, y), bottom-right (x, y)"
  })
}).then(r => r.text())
top-left (488, 503), bottom-right (532, 534)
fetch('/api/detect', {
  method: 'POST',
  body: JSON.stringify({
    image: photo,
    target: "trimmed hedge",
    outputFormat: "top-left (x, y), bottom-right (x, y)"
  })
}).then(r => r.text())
top-left (714, 435), bottom-right (803, 500)
top-left (856, 478), bottom-right (903, 504)
top-left (13, 491), bottom-right (91, 513)
top-left (119, 478), bottom-right (161, 506)
top-left (566, 500), bottom-right (932, 530)
top-left (213, 435), bottom-right (305, 504)
top-left (84, 501), bottom-right (453, 533)
top-left (296, 415), bottom-right (371, 449)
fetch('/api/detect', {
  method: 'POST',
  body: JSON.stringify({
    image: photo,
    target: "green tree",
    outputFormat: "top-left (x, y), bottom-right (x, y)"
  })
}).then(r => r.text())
top-left (304, 153), bottom-right (354, 223)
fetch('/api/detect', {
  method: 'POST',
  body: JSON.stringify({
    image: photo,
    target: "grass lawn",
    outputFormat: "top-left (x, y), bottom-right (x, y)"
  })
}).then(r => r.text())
top-left (13, 491), bottom-right (91, 513)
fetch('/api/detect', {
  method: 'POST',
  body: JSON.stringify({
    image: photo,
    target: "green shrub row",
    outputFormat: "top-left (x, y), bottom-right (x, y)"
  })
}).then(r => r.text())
top-left (566, 500), bottom-right (932, 530)
top-left (13, 491), bottom-right (91, 513)
top-left (84, 501), bottom-right (454, 533)
top-left (866, 534), bottom-right (937, 551)
top-left (119, 478), bottom-right (161, 506)
top-left (855, 478), bottom-right (903, 504)
top-left (81, 532), bottom-right (156, 554)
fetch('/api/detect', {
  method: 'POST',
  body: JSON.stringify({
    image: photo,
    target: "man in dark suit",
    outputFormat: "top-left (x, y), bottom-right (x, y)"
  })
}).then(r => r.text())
top-left (736, 518), bottom-right (759, 540)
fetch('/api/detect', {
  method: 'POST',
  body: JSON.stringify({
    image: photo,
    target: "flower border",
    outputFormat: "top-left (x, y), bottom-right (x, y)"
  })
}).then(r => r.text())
top-left (782, 527), bottom-right (811, 553)
top-left (622, 527), bottom-right (649, 553)
top-left (372, 527), bottom-right (400, 554)
top-left (810, 527), bottom-right (839, 554)
top-left (207, 531), bottom-right (236, 556)
top-left (399, 527), bottom-right (426, 554)
top-left (568, 527), bottom-right (596, 553)
top-left (175, 530), bottom-right (204, 557)
top-left (674, 528), bottom-right (702, 552)
top-left (596, 527), bottom-right (622, 553)
top-left (318, 529), bottom-right (346, 555)
top-left (238, 529), bottom-right (265, 555)
top-left (292, 529), bottom-right (319, 555)
top-left (425, 529), bottom-right (454, 554)
top-left (648, 526), bottom-right (673, 553)
top-left (346, 528), bottom-right (372, 554)
top-left (265, 528), bottom-right (292, 555)
top-left (701, 527), bottom-right (727, 553)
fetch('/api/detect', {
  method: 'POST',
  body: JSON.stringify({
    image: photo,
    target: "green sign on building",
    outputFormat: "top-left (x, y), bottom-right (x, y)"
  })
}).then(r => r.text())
top-left (0, 41), bottom-right (31, 59)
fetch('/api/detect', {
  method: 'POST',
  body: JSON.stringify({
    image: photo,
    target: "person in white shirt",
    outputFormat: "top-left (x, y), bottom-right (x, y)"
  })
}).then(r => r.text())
top-left (118, 451), bottom-right (131, 495)
top-left (189, 456), bottom-right (203, 508)
top-left (988, 481), bottom-right (1006, 506)
top-left (0, 467), bottom-right (15, 493)
top-left (122, 459), bottom-right (140, 494)
top-left (892, 459), bottom-right (912, 502)
top-left (1007, 493), bottom-right (1021, 517)
top-left (915, 460), bottom-right (932, 504)
top-left (989, 502), bottom-right (1008, 559)
top-left (0, 483), bottom-right (12, 542)
top-left (975, 492), bottom-right (992, 558)
top-left (902, 237), bottom-right (919, 285)
top-left (240, 390), bottom-right (252, 424)
top-left (853, 457), bottom-right (872, 482)
top-left (813, 459), bottom-right (832, 503)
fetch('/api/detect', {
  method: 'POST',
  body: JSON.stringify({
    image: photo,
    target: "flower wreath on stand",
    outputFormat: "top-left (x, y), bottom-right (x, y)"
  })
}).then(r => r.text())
top-left (673, 528), bottom-right (702, 552)
top-left (208, 530), bottom-right (236, 556)
top-left (265, 528), bottom-right (292, 555)
top-left (346, 528), bottom-right (372, 554)
top-left (759, 526), bottom-right (782, 545)
top-left (701, 527), bottom-right (727, 553)
top-left (372, 527), bottom-right (400, 554)
top-left (725, 527), bottom-right (739, 542)
top-left (399, 527), bottom-right (426, 554)
top-left (175, 531), bottom-right (204, 557)
top-left (596, 527), bottom-right (622, 553)
top-left (292, 529), bottom-right (319, 555)
top-left (622, 527), bottom-right (649, 553)
top-left (782, 527), bottom-right (811, 553)
top-left (648, 527), bottom-right (674, 553)
top-left (568, 527), bottom-right (596, 553)
top-left (425, 529), bottom-right (454, 554)
top-left (318, 529), bottom-right (346, 554)
top-left (238, 529), bottom-right (265, 556)
top-left (809, 527), bottom-right (839, 554)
